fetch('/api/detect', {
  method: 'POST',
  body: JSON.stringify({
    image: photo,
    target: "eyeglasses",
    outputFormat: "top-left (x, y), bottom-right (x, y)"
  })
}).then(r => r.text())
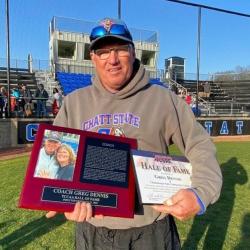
top-left (93, 44), bottom-right (132, 60)
top-left (90, 23), bottom-right (132, 42)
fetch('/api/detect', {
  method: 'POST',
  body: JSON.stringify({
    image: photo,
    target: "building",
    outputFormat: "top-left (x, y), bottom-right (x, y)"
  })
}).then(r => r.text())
top-left (49, 16), bottom-right (160, 78)
top-left (165, 56), bottom-right (185, 81)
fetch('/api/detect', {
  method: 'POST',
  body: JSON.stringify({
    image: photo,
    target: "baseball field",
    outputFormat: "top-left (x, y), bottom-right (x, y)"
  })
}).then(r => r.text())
top-left (0, 140), bottom-right (250, 249)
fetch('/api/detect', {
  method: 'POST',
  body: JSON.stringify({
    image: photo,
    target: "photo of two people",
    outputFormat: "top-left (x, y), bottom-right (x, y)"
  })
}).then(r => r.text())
top-left (34, 129), bottom-right (80, 181)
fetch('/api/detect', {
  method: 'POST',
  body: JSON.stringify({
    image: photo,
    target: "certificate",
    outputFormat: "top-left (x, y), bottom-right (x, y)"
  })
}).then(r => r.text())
top-left (131, 150), bottom-right (192, 204)
top-left (19, 124), bottom-right (137, 218)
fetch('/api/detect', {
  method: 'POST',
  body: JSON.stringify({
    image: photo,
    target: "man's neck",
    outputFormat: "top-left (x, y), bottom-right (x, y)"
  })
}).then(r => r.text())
top-left (104, 86), bottom-right (119, 93)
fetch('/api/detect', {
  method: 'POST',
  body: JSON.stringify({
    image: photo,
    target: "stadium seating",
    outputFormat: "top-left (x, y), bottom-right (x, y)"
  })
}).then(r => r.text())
top-left (177, 79), bottom-right (250, 115)
top-left (56, 72), bottom-right (167, 95)
top-left (213, 80), bottom-right (250, 114)
top-left (56, 72), bottom-right (92, 95)
top-left (149, 78), bottom-right (168, 87)
top-left (0, 68), bottom-right (37, 94)
top-left (215, 80), bottom-right (250, 103)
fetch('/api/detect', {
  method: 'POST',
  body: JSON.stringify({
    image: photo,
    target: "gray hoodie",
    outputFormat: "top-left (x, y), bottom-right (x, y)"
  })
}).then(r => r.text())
top-left (54, 59), bottom-right (222, 229)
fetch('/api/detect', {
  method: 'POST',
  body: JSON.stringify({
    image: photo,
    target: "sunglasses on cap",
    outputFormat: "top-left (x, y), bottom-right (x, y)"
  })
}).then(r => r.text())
top-left (89, 18), bottom-right (133, 50)
top-left (90, 24), bottom-right (132, 41)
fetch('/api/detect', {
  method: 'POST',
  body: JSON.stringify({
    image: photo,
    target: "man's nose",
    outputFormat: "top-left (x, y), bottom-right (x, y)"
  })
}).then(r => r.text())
top-left (108, 50), bottom-right (119, 64)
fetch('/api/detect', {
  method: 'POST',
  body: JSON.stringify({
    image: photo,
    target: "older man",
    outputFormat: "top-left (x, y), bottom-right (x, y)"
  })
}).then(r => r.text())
top-left (47, 18), bottom-right (222, 250)
top-left (34, 131), bottom-right (61, 179)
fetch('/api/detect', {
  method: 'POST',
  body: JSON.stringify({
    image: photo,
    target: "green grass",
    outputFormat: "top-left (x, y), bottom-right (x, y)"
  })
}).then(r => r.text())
top-left (170, 142), bottom-right (250, 250)
top-left (0, 142), bottom-right (250, 249)
top-left (0, 156), bottom-right (74, 250)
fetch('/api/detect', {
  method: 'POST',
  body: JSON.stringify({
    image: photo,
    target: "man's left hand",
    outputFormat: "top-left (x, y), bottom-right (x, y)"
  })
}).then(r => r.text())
top-left (152, 189), bottom-right (201, 221)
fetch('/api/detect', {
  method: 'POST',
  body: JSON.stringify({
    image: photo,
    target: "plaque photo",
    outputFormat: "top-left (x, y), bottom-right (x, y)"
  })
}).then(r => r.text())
top-left (19, 124), bottom-right (137, 218)
top-left (131, 149), bottom-right (192, 205)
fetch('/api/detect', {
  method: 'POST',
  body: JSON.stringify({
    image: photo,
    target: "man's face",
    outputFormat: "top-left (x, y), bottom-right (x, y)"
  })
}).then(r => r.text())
top-left (44, 140), bottom-right (60, 155)
top-left (90, 41), bottom-right (135, 93)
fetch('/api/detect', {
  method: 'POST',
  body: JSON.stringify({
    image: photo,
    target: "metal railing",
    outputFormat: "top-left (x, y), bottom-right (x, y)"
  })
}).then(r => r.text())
top-left (51, 16), bottom-right (158, 44)
top-left (198, 101), bottom-right (250, 116)
top-left (0, 58), bottom-right (50, 72)
top-left (0, 96), bottom-right (60, 119)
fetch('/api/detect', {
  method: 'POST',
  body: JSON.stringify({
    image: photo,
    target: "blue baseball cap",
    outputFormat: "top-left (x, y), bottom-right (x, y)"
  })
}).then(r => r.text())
top-left (45, 131), bottom-right (62, 142)
top-left (90, 18), bottom-right (134, 50)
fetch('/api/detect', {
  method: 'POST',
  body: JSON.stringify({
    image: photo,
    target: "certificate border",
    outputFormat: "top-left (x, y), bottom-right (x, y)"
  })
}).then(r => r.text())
top-left (131, 149), bottom-right (191, 205)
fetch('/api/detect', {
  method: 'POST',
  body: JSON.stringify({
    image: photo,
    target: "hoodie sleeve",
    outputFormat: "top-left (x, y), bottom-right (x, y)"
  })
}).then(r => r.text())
top-left (169, 92), bottom-right (222, 209)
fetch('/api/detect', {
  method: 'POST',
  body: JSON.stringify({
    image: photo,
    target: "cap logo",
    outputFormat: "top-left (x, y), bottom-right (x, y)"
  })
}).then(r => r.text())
top-left (101, 18), bottom-right (114, 32)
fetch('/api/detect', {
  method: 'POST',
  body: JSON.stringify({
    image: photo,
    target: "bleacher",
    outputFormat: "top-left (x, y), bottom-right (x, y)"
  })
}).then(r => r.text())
top-left (56, 72), bottom-right (92, 95)
top-left (213, 79), bottom-right (250, 114)
top-left (56, 72), bottom-right (250, 116)
top-left (0, 68), bottom-right (37, 94)
top-left (57, 72), bottom-right (167, 95)
top-left (149, 78), bottom-right (168, 87)
top-left (215, 80), bottom-right (250, 103)
top-left (178, 79), bottom-right (230, 101)
top-left (177, 78), bottom-right (250, 115)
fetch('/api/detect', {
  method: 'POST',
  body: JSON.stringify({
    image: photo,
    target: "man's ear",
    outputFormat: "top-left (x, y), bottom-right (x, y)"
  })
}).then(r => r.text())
top-left (90, 52), bottom-right (96, 67)
top-left (132, 48), bottom-right (136, 58)
top-left (131, 48), bottom-right (136, 63)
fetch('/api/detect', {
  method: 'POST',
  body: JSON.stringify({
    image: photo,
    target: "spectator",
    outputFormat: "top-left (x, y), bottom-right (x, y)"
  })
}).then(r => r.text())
top-left (35, 83), bottom-right (49, 118)
top-left (0, 87), bottom-right (8, 118)
top-left (185, 92), bottom-right (192, 106)
top-left (52, 87), bottom-right (63, 117)
top-left (20, 83), bottom-right (33, 117)
top-left (203, 81), bottom-right (211, 99)
top-left (171, 83), bottom-right (178, 95)
top-left (191, 103), bottom-right (202, 117)
top-left (10, 88), bottom-right (21, 114)
top-left (179, 88), bottom-right (186, 99)
top-left (198, 82), bottom-right (204, 98)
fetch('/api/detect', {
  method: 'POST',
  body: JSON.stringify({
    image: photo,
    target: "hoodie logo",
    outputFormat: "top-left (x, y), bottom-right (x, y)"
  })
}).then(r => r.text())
top-left (97, 127), bottom-right (125, 137)
top-left (82, 112), bottom-right (140, 131)
top-left (110, 127), bottom-right (126, 137)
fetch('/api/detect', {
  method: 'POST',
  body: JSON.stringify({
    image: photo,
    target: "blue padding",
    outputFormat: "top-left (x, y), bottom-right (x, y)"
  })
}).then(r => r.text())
top-left (56, 72), bottom-right (92, 95)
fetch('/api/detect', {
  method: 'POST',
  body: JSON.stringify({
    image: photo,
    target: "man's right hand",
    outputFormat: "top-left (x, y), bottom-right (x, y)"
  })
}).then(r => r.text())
top-left (39, 169), bottom-right (50, 178)
top-left (46, 202), bottom-right (104, 222)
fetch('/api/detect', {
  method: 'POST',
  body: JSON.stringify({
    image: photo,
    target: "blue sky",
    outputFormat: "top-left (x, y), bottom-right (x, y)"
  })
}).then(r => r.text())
top-left (0, 0), bottom-right (250, 74)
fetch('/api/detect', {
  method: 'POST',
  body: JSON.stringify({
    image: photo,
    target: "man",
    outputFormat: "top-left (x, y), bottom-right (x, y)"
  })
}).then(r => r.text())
top-left (203, 81), bottom-right (211, 99)
top-left (47, 18), bottom-right (222, 249)
top-left (34, 131), bottom-right (61, 179)
top-left (0, 86), bottom-right (8, 118)
top-left (20, 83), bottom-right (33, 117)
top-left (35, 83), bottom-right (49, 118)
top-left (198, 82), bottom-right (204, 98)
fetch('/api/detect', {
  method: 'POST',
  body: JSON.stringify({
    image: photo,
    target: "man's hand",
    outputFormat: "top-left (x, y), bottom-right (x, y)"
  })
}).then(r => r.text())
top-left (46, 202), bottom-right (104, 222)
top-left (38, 169), bottom-right (50, 178)
top-left (152, 189), bottom-right (201, 221)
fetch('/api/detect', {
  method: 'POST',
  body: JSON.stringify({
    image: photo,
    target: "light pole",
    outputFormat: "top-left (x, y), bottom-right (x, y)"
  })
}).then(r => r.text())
top-left (118, 0), bottom-right (121, 19)
top-left (5, 0), bottom-right (11, 118)
top-left (196, 7), bottom-right (201, 117)
top-left (167, 0), bottom-right (250, 117)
